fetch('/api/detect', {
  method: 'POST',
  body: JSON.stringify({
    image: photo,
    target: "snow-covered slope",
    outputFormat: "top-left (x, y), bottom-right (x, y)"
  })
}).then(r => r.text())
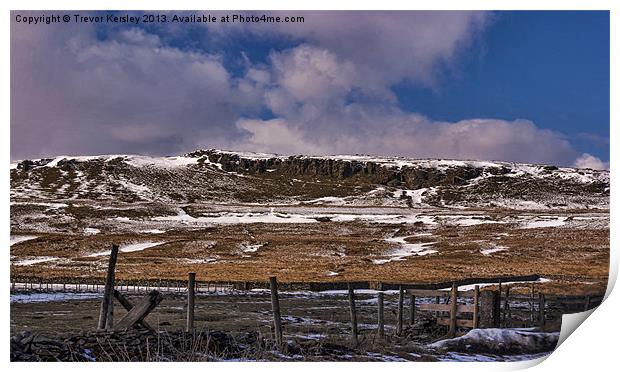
top-left (10, 149), bottom-right (609, 209)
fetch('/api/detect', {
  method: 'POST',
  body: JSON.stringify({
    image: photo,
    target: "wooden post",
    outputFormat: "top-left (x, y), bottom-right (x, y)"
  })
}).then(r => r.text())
top-left (448, 282), bottom-right (458, 337)
top-left (113, 290), bottom-right (154, 331)
top-left (473, 285), bottom-right (480, 328)
top-left (269, 276), bottom-right (283, 346)
top-left (530, 283), bottom-right (535, 323)
top-left (396, 285), bottom-right (404, 336)
top-left (98, 244), bottom-right (119, 330)
top-left (584, 296), bottom-right (591, 312)
top-left (377, 292), bottom-right (385, 338)
top-left (410, 295), bottom-right (416, 326)
top-left (348, 283), bottom-right (358, 347)
top-left (115, 291), bottom-right (163, 330)
top-left (538, 292), bottom-right (546, 328)
top-left (187, 272), bottom-right (196, 332)
top-left (503, 285), bottom-right (510, 327)
top-left (498, 279), bottom-right (502, 328)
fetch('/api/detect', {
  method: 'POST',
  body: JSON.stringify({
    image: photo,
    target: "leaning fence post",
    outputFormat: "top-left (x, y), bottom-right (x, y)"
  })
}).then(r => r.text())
top-left (473, 285), bottom-right (480, 328)
top-left (98, 244), bottom-right (119, 330)
top-left (410, 294), bottom-right (416, 326)
top-left (377, 292), bottom-right (385, 338)
top-left (187, 272), bottom-right (196, 332)
top-left (269, 276), bottom-right (283, 346)
top-left (396, 285), bottom-right (404, 336)
top-left (348, 283), bottom-right (358, 347)
top-left (538, 292), bottom-right (546, 328)
top-left (448, 282), bottom-right (458, 337)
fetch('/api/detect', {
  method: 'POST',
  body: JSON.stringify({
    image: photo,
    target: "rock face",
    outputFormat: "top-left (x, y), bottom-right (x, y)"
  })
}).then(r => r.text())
top-left (192, 149), bottom-right (506, 189)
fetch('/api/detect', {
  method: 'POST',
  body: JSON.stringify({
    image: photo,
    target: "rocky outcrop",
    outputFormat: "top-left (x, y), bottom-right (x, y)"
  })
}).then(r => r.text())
top-left (188, 149), bottom-right (510, 188)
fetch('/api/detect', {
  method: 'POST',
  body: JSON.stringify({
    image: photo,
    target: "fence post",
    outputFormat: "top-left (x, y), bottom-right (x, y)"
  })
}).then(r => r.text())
top-left (187, 272), bottom-right (196, 332)
top-left (377, 292), bottom-right (385, 338)
top-left (583, 296), bottom-right (591, 312)
top-left (498, 279), bottom-right (502, 328)
top-left (448, 282), bottom-right (458, 337)
top-left (473, 285), bottom-right (480, 328)
top-left (410, 294), bottom-right (416, 326)
top-left (538, 292), bottom-right (546, 328)
top-left (98, 244), bottom-right (119, 330)
top-left (503, 285), bottom-right (510, 327)
top-left (269, 276), bottom-right (283, 346)
top-left (396, 285), bottom-right (404, 336)
top-left (530, 283), bottom-right (535, 323)
top-left (348, 283), bottom-right (358, 347)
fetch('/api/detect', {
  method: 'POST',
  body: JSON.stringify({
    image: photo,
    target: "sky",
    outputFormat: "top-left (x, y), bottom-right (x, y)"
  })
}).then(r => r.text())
top-left (10, 11), bottom-right (610, 169)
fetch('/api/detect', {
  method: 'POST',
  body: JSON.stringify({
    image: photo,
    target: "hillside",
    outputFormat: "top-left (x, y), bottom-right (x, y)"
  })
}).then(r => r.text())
top-left (10, 149), bottom-right (609, 210)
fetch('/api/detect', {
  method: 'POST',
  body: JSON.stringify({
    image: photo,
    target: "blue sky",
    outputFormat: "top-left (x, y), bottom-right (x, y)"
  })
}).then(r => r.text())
top-left (11, 11), bottom-right (610, 168)
top-left (394, 11), bottom-right (610, 162)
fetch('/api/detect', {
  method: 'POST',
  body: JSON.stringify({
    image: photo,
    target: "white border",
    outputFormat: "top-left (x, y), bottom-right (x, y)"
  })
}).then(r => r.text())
top-left (2, 1), bottom-right (616, 372)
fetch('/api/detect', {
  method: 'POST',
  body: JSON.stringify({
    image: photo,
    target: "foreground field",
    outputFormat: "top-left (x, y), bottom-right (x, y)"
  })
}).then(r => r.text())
top-left (11, 289), bottom-right (558, 362)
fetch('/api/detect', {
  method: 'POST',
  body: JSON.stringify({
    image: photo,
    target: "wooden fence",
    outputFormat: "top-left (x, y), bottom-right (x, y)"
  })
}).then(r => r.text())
top-left (11, 273), bottom-right (604, 344)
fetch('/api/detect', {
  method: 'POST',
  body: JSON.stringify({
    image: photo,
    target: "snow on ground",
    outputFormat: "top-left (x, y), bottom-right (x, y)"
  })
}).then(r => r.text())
top-left (153, 209), bottom-right (317, 225)
top-left (447, 277), bottom-right (551, 292)
top-left (84, 228), bottom-right (100, 235)
top-left (480, 245), bottom-right (508, 255)
top-left (429, 328), bottom-right (559, 355)
top-left (11, 292), bottom-right (102, 303)
top-left (391, 188), bottom-right (429, 204)
top-left (436, 351), bottom-right (551, 362)
top-left (11, 202), bottom-right (68, 209)
top-left (87, 241), bottom-right (166, 257)
top-left (305, 196), bottom-right (347, 205)
top-left (12, 256), bottom-right (61, 266)
top-left (435, 215), bottom-right (502, 227)
top-left (141, 229), bottom-right (166, 234)
top-left (521, 216), bottom-right (568, 229)
top-left (10, 235), bottom-right (38, 246)
top-left (116, 179), bottom-right (153, 200)
top-left (238, 242), bottom-right (264, 253)
top-left (124, 155), bottom-right (200, 168)
top-left (373, 233), bottom-right (438, 264)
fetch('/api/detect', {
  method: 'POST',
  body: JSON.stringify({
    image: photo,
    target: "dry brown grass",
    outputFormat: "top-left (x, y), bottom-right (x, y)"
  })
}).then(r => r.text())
top-left (11, 216), bottom-right (609, 296)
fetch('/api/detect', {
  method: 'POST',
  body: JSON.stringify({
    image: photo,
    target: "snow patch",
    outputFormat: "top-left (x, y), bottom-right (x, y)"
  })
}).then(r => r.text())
top-left (124, 155), bottom-right (200, 168)
top-left (13, 256), bottom-right (60, 266)
top-left (480, 245), bottom-right (508, 255)
top-left (10, 235), bottom-right (38, 246)
top-left (84, 228), bottom-right (100, 235)
top-left (373, 233), bottom-right (438, 264)
top-left (87, 241), bottom-right (166, 257)
top-left (429, 328), bottom-right (559, 355)
top-left (521, 216), bottom-right (568, 229)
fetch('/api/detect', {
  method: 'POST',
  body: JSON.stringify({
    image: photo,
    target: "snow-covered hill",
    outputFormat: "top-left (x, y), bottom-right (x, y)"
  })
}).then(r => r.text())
top-left (10, 149), bottom-right (609, 210)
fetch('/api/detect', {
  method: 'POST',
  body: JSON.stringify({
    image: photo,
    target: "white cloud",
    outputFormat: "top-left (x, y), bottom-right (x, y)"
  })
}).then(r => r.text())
top-left (233, 104), bottom-right (578, 165)
top-left (573, 153), bottom-right (609, 170)
top-left (11, 11), bottom-right (606, 169)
